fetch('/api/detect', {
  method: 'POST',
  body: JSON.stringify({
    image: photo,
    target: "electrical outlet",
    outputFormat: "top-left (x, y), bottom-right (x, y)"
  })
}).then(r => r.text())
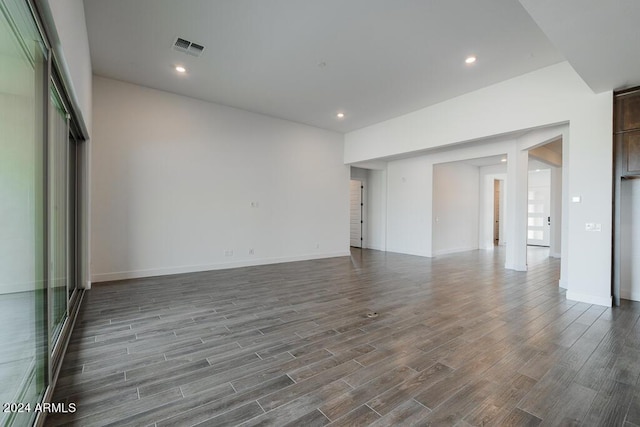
top-left (224, 250), bottom-right (233, 257)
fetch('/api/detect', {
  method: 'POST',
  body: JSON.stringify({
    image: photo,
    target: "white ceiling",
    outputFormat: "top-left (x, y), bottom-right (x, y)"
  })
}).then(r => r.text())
top-left (464, 155), bottom-right (508, 168)
top-left (82, 0), bottom-right (639, 133)
top-left (519, 0), bottom-right (640, 93)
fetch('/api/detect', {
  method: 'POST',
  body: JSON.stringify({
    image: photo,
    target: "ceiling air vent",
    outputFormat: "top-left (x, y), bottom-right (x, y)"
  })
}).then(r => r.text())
top-left (173, 37), bottom-right (205, 57)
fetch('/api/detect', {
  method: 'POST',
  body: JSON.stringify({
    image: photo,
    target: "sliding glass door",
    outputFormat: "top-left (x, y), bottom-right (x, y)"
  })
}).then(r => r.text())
top-left (48, 87), bottom-right (70, 347)
top-left (0, 0), bottom-right (49, 425)
top-left (1, 1), bottom-right (84, 425)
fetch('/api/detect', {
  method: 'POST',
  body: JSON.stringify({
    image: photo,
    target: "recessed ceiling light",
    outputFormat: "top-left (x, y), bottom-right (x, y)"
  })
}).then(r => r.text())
top-left (175, 66), bottom-right (186, 73)
top-left (535, 169), bottom-right (541, 172)
top-left (336, 112), bottom-right (345, 119)
top-left (501, 158), bottom-right (507, 162)
top-left (465, 56), bottom-right (477, 64)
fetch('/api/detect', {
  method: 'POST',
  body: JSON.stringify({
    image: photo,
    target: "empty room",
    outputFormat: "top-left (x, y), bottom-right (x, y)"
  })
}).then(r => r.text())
top-left (3, 0), bottom-right (640, 426)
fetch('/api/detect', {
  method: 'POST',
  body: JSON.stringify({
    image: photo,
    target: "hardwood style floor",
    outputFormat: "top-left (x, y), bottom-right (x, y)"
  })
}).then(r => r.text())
top-left (47, 248), bottom-right (640, 426)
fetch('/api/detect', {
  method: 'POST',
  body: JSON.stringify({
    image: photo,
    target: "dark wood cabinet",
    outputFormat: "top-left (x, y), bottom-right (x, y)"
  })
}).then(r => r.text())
top-left (613, 87), bottom-right (640, 306)
top-left (615, 89), bottom-right (640, 178)
top-left (623, 131), bottom-right (640, 175)
top-left (619, 94), bottom-right (640, 131)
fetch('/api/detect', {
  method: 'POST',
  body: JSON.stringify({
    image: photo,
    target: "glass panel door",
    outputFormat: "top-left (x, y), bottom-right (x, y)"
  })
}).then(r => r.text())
top-left (49, 87), bottom-right (69, 348)
top-left (68, 139), bottom-right (77, 299)
top-left (0, 0), bottom-right (48, 425)
top-left (527, 169), bottom-right (551, 247)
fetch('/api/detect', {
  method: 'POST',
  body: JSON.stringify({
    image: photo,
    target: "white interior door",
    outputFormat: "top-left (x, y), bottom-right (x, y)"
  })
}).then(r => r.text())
top-left (527, 170), bottom-right (551, 246)
top-left (350, 180), bottom-right (363, 247)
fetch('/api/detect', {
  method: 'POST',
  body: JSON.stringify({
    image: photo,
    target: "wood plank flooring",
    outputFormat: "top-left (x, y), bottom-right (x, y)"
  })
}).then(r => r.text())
top-left (46, 248), bottom-right (640, 426)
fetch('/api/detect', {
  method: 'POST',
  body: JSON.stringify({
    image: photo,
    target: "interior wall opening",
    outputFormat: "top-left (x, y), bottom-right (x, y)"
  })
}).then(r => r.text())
top-left (493, 179), bottom-right (506, 247)
top-left (349, 179), bottom-right (363, 248)
top-left (620, 177), bottom-right (640, 301)
top-left (350, 166), bottom-right (369, 249)
top-left (526, 138), bottom-right (563, 264)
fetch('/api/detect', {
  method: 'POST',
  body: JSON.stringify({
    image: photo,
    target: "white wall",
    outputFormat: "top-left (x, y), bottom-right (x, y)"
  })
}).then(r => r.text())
top-left (386, 157), bottom-right (433, 256)
top-left (42, 0), bottom-right (92, 136)
top-left (91, 76), bottom-right (349, 282)
top-left (366, 169), bottom-right (387, 251)
top-left (43, 0), bottom-right (93, 289)
top-left (345, 62), bottom-right (613, 306)
top-left (432, 162), bottom-right (480, 256)
top-left (350, 167), bottom-right (368, 181)
top-left (386, 137), bottom-right (517, 258)
top-left (550, 166), bottom-right (562, 258)
top-left (369, 127), bottom-right (566, 267)
top-left (44, 0), bottom-right (92, 136)
top-left (621, 179), bottom-right (640, 301)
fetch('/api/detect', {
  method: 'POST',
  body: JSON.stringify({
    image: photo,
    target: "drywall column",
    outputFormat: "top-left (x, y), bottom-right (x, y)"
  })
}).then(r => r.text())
top-left (559, 130), bottom-right (570, 288)
top-left (549, 166), bottom-right (562, 258)
top-left (499, 179), bottom-right (506, 247)
top-left (366, 169), bottom-right (387, 251)
top-left (505, 146), bottom-right (528, 271)
top-left (479, 174), bottom-right (495, 250)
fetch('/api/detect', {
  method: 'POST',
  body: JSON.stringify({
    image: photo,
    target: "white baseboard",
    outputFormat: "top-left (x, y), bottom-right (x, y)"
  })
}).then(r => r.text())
top-left (565, 291), bottom-right (612, 307)
top-left (504, 262), bottom-right (528, 272)
top-left (433, 247), bottom-right (477, 257)
top-left (384, 248), bottom-right (433, 258)
top-left (620, 291), bottom-right (640, 302)
top-left (91, 251), bottom-right (351, 283)
top-left (550, 252), bottom-right (561, 258)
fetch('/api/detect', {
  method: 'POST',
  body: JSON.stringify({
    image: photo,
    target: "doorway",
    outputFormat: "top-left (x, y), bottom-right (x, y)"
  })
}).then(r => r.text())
top-left (493, 179), bottom-right (505, 246)
top-left (620, 178), bottom-right (640, 301)
top-left (350, 180), bottom-right (363, 248)
top-left (526, 138), bottom-right (563, 263)
top-left (527, 169), bottom-right (551, 247)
